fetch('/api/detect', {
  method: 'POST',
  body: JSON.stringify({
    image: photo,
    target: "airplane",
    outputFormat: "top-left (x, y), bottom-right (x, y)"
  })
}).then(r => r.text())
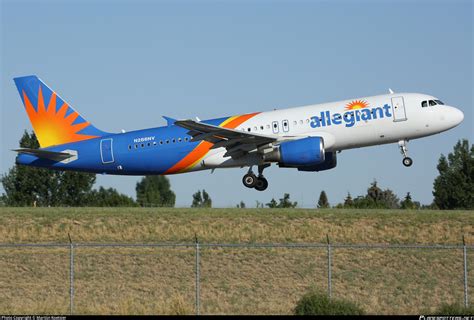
top-left (12, 75), bottom-right (464, 191)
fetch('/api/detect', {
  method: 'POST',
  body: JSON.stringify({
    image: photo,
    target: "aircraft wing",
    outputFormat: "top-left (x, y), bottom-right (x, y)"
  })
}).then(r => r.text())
top-left (13, 148), bottom-right (74, 161)
top-left (175, 119), bottom-right (279, 159)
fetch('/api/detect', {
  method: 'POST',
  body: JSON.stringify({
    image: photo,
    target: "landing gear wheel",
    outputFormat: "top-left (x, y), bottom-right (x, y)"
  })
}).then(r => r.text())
top-left (402, 157), bottom-right (413, 167)
top-left (243, 173), bottom-right (258, 188)
top-left (254, 177), bottom-right (268, 191)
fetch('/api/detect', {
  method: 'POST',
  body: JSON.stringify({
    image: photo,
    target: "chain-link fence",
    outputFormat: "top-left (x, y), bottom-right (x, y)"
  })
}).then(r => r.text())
top-left (0, 240), bottom-right (471, 315)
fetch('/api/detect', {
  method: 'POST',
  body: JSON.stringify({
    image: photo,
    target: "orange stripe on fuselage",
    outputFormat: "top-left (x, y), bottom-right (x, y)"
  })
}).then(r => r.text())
top-left (164, 112), bottom-right (260, 174)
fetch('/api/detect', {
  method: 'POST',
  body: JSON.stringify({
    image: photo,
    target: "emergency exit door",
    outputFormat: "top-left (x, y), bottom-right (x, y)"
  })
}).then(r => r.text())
top-left (391, 96), bottom-right (407, 122)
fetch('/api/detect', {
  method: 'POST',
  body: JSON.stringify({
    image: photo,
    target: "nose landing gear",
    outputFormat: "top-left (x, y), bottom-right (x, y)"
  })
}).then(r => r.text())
top-left (399, 139), bottom-right (413, 167)
top-left (242, 164), bottom-right (270, 191)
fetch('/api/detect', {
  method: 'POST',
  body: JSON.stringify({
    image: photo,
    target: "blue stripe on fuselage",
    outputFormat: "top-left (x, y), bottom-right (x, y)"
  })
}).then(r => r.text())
top-left (16, 117), bottom-right (230, 175)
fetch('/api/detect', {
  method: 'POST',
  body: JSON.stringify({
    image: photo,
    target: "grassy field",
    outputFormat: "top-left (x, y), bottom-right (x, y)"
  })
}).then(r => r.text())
top-left (0, 207), bottom-right (473, 315)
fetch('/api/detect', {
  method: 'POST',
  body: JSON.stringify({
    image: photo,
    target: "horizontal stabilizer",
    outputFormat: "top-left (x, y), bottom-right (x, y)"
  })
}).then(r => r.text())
top-left (13, 148), bottom-right (74, 161)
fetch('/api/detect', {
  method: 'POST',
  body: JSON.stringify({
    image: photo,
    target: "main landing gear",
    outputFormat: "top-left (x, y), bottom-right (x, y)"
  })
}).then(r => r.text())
top-left (242, 164), bottom-right (270, 191)
top-left (399, 139), bottom-right (413, 167)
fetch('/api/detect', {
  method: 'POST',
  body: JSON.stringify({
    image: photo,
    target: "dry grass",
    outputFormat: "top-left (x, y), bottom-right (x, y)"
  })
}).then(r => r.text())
top-left (0, 207), bottom-right (472, 314)
top-left (0, 207), bottom-right (473, 244)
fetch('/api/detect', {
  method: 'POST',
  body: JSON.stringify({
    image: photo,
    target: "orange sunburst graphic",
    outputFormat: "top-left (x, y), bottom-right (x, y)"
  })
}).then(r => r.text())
top-left (164, 112), bottom-right (260, 174)
top-left (345, 100), bottom-right (369, 111)
top-left (22, 86), bottom-right (98, 148)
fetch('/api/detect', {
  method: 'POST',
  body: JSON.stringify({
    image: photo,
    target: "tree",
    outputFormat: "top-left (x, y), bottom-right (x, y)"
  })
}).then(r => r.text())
top-left (136, 176), bottom-right (176, 207)
top-left (59, 171), bottom-right (97, 206)
top-left (278, 193), bottom-right (298, 208)
top-left (349, 180), bottom-right (399, 209)
top-left (191, 191), bottom-right (203, 208)
top-left (266, 198), bottom-right (278, 208)
top-left (191, 190), bottom-right (212, 208)
top-left (202, 190), bottom-right (212, 208)
top-left (433, 139), bottom-right (474, 209)
top-left (380, 189), bottom-right (400, 209)
top-left (367, 180), bottom-right (383, 203)
top-left (236, 201), bottom-right (246, 208)
top-left (86, 187), bottom-right (136, 207)
top-left (400, 192), bottom-right (420, 210)
top-left (343, 192), bottom-right (354, 208)
top-left (1, 131), bottom-right (95, 206)
top-left (266, 193), bottom-right (297, 208)
top-left (365, 180), bottom-right (399, 209)
top-left (317, 191), bottom-right (329, 208)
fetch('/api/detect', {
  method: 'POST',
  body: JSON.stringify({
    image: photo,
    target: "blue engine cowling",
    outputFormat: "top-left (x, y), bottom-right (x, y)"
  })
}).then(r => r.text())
top-left (272, 137), bottom-right (325, 167)
top-left (297, 151), bottom-right (337, 172)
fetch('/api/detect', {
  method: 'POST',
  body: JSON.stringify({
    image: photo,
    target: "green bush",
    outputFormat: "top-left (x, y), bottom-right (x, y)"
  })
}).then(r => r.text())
top-left (294, 291), bottom-right (364, 315)
top-left (431, 304), bottom-right (474, 315)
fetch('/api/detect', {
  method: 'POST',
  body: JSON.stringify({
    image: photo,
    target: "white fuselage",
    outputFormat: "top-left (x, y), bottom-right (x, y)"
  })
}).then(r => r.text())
top-left (197, 92), bottom-right (464, 170)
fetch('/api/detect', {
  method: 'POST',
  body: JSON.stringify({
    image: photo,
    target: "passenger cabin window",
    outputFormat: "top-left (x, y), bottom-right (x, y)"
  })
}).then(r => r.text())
top-left (272, 121), bottom-right (279, 134)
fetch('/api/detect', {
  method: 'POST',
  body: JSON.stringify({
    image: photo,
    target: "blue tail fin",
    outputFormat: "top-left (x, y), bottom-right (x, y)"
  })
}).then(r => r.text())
top-left (13, 75), bottom-right (109, 148)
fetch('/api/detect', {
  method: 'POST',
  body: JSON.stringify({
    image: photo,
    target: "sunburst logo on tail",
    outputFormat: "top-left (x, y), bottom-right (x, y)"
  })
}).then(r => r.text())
top-left (22, 86), bottom-right (98, 148)
top-left (345, 100), bottom-right (369, 111)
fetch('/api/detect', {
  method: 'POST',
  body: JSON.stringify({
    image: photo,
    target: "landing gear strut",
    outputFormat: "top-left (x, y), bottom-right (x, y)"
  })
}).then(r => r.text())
top-left (399, 139), bottom-right (413, 167)
top-left (242, 164), bottom-right (270, 191)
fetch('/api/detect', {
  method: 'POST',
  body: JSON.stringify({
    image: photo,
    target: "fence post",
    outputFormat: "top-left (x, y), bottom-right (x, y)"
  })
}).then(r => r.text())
top-left (327, 234), bottom-right (332, 299)
top-left (463, 235), bottom-right (469, 308)
top-left (68, 233), bottom-right (74, 315)
top-left (195, 235), bottom-right (201, 315)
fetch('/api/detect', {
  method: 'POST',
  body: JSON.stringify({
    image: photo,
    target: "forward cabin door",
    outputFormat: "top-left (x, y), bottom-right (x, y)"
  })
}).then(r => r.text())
top-left (391, 96), bottom-right (407, 122)
top-left (100, 138), bottom-right (114, 164)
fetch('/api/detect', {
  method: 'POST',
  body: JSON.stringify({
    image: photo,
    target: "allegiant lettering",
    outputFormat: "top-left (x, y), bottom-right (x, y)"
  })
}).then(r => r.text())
top-left (310, 104), bottom-right (392, 128)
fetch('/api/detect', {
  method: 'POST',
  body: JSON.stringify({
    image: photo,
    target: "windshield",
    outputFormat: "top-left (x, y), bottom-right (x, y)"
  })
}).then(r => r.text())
top-left (421, 99), bottom-right (445, 107)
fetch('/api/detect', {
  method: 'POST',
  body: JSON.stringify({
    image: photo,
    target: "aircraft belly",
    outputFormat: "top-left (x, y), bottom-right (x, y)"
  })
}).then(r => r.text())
top-left (200, 149), bottom-right (259, 169)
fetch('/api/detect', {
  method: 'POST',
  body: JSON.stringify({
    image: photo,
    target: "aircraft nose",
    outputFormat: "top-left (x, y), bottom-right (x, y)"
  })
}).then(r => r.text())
top-left (447, 107), bottom-right (464, 128)
top-left (451, 107), bottom-right (464, 126)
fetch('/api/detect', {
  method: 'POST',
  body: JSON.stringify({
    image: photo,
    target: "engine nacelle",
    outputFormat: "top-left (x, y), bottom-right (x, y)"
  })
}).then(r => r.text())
top-left (263, 137), bottom-right (325, 167)
top-left (297, 151), bottom-right (337, 172)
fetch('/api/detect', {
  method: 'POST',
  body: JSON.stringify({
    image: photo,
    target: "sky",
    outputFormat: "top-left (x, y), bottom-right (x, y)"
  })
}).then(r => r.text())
top-left (1, 0), bottom-right (472, 208)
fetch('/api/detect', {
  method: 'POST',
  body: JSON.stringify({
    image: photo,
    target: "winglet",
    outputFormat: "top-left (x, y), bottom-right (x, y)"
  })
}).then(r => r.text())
top-left (389, 88), bottom-right (394, 94)
top-left (162, 116), bottom-right (177, 126)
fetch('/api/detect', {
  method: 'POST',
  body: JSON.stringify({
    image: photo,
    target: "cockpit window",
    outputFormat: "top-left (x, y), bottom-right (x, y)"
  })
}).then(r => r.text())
top-left (422, 99), bottom-right (445, 107)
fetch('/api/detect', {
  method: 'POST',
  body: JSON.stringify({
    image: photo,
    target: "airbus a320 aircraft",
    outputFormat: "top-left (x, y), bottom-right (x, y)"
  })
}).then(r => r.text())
top-left (13, 76), bottom-right (464, 191)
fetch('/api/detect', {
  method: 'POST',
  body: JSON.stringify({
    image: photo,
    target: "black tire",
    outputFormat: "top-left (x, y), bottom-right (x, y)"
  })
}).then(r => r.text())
top-left (243, 173), bottom-right (257, 188)
top-left (402, 157), bottom-right (413, 167)
top-left (254, 177), bottom-right (268, 191)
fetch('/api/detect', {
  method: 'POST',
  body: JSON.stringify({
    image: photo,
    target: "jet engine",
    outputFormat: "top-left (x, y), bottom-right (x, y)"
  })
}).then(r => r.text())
top-left (263, 137), bottom-right (325, 167)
